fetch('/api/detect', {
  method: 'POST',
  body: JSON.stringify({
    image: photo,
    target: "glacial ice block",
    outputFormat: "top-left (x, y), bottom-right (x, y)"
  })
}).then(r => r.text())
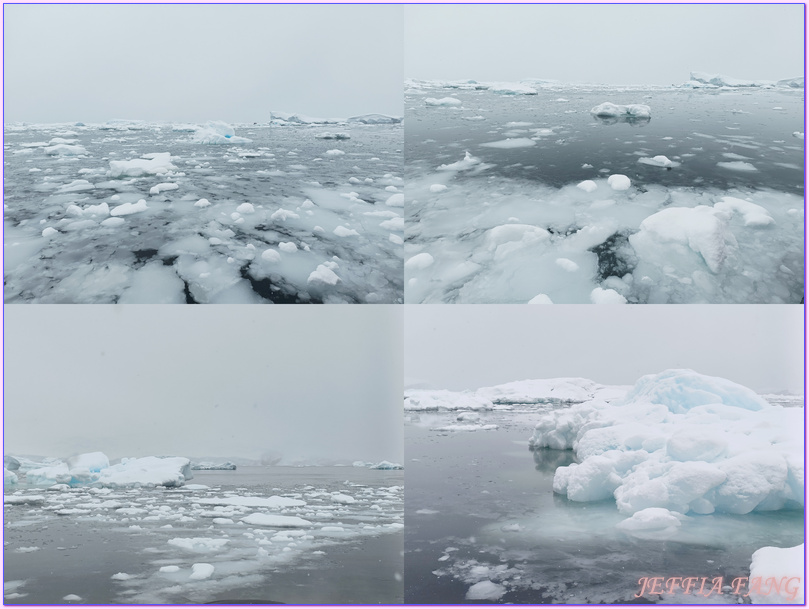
top-left (108, 153), bottom-right (176, 178)
top-left (97, 456), bottom-right (193, 488)
top-left (530, 370), bottom-right (803, 518)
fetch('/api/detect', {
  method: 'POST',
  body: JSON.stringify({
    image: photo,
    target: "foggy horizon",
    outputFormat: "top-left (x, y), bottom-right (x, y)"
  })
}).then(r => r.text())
top-left (406, 5), bottom-right (804, 86)
top-left (4, 4), bottom-right (404, 124)
top-left (405, 306), bottom-right (804, 395)
top-left (4, 306), bottom-right (404, 464)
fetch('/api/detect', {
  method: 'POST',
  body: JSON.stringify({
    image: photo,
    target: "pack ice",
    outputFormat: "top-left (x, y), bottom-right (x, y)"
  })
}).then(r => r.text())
top-left (528, 370), bottom-right (803, 523)
top-left (4, 118), bottom-right (403, 303)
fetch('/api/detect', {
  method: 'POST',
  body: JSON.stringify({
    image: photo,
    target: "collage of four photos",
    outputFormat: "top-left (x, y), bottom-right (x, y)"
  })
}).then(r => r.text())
top-left (3, 3), bottom-right (805, 606)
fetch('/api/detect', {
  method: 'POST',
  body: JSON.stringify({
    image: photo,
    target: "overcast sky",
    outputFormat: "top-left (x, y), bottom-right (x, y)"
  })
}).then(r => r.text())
top-left (406, 4), bottom-right (804, 85)
top-left (4, 4), bottom-right (403, 124)
top-left (405, 305), bottom-right (804, 395)
top-left (5, 306), bottom-right (403, 464)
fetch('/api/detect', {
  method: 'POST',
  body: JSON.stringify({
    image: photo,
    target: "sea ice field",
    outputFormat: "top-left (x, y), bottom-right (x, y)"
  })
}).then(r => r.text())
top-left (404, 79), bottom-right (804, 304)
top-left (4, 117), bottom-right (403, 304)
top-left (4, 461), bottom-right (404, 604)
top-left (404, 371), bottom-right (804, 604)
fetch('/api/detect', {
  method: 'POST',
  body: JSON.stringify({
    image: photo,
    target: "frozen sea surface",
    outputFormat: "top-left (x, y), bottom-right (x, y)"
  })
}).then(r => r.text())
top-left (405, 411), bottom-right (803, 604)
top-left (4, 122), bottom-right (403, 303)
top-left (4, 467), bottom-right (403, 604)
top-left (404, 87), bottom-right (804, 304)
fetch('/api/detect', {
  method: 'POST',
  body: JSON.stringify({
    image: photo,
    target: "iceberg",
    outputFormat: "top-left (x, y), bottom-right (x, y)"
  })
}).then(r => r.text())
top-left (4, 468), bottom-right (18, 486)
top-left (192, 121), bottom-right (253, 144)
top-left (529, 370), bottom-right (803, 518)
top-left (96, 456), bottom-right (193, 488)
top-left (190, 461), bottom-right (236, 471)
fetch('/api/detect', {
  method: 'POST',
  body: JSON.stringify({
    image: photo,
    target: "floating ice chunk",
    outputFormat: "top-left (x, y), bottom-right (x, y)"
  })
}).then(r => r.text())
top-left (270, 208), bottom-right (299, 221)
top-left (159, 566), bottom-right (181, 573)
top-left (62, 595), bottom-right (83, 602)
top-left (101, 218), bottom-right (125, 228)
top-left (632, 205), bottom-right (728, 273)
top-left (749, 544), bottom-right (804, 603)
top-left (607, 174), bottom-right (631, 191)
top-left (577, 180), bottom-right (597, 192)
top-left (315, 132), bottom-right (350, 140)
top-left (480, 138), bottom-right (536, 149)
top-left (261, 249), bottom-right (281, 263)
top-left (167, 537), bottom-right (229, 553)
top-left (380, 217), bottom-right (404, 231)
top-left (717, 161), bottom-right (758, 172)
top-left (192, 121), bottom-right (252, 144)
top-left (58, 179), bottom-right (95, 193)
top-left (792, 131), bottom-right (804, 140)
top-left (108, 153), bottom-right (176, 178)
top-left (194, 198), bottom-right (211, 208)
top-left (278, 242), bottom-right (297, 253)
top-left (331, 493), bottom-right (356, 504)
top-left (528, 294), bottom-right (553, 304)
top-left (556, 258), bottom-right (579, 272)
top-left (307, 265), bottom-right (341, 285)
top-left (41, 227), bottom-right (59, 238)
top-left (43, 144), bottom-right (87, 156)
top-left (333, 226), bottom-right (360, 237)
top-left (111, 573), bottom-right (133, 581)
top-left (466, 581), bottom-right (506, 601)
top-left (638, 155), bottom-right (680, 168)
top-left (437, 151), bottom-right (481, 172)
top-left (405, 253), bottom-right (434, 271)
top-left (190, 564), bottom-right (215, 580)
top-left (425, 97), bottom-right (462, 107)
top-left (98, 456), bottom-right (193, 487)
top-left (241, 513), bottom-right (312, 527)
top-left (4, 494), bottom-right (45, 505)
top-left (83, 202), bottom-right (110, 217)
top-left (616, 508), bottom-right (685, 540)
top-left (713, 196), bottom-right (775, 227)
top-left (149, 183), bottom-right (179, 195)
top-left (590, 287), bottom-right (627, 304)
top-left (385, 193), bottom-right (404, 207)
top-left (590, 103), bottom-right (651, 118)
top-left (325, 149), bottom-right (345, 156)
top-left (110, 200), bottom-right (148, 217)
top-left (429, 184), bottom-right (447, 193)
top-left (236, 203), bottom-right (255, 214)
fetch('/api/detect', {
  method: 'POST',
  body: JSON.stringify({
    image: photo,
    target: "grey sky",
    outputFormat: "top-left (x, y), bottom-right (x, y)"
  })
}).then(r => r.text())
top-left (4, 4), bottom-right (403, 124)
top-left (405, 305), bottom-right (804, 395)
top-left (4, 305), bottom-right (403, 464)
top-left (406, 4), bottom-right (804, 85)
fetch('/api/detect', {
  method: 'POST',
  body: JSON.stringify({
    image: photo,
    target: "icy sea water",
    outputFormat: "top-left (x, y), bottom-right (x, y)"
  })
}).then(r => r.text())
top-left (404, 413), bottom-right (804, 604)
top-left (405, 88), bottom-right (804, 304)
top-left (4, 123), bottom-right (403, 304)
top-left (4, 467), bottom-right (403, 604)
